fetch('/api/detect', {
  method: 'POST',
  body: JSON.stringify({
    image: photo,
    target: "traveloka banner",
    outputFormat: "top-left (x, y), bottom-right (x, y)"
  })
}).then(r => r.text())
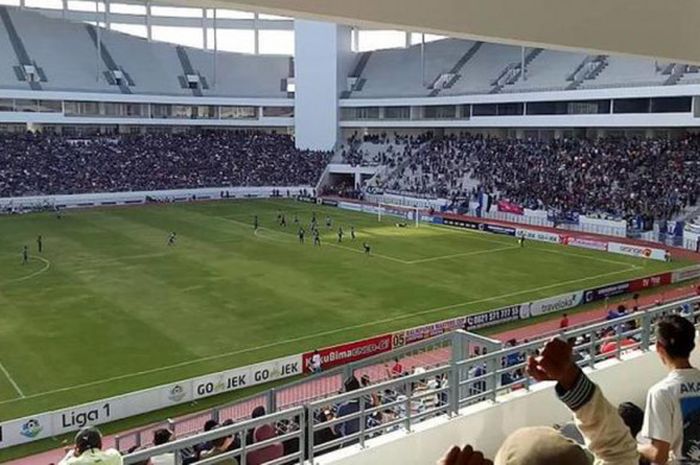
top-left (527, 292), bottom-right (584, 317)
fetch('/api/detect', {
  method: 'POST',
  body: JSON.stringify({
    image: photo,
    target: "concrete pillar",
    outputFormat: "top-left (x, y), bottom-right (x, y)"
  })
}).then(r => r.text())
top-left (294, 20), bottom-right (352, 150)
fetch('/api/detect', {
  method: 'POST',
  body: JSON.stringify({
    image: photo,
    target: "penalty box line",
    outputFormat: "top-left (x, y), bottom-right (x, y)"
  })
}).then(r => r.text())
top-left (0, 361), bottom-right (25, 399)
top-left (0, 265), bottom-right (641, 407)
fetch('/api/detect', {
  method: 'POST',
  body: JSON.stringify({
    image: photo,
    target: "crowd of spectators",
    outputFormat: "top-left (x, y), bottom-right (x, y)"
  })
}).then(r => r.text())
top-left (54, 298), bottom-right (699, 465)
top-left (0, 131), bottom-right (330, 197)
top-left (370, 133), bottom-right (700, 220)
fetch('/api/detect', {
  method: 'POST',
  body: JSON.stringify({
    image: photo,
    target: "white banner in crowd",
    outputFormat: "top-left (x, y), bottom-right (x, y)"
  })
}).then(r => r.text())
top-left (607, 242), bottom-right (667, 261)
top-left (0, 355), bottom-right (302, 449)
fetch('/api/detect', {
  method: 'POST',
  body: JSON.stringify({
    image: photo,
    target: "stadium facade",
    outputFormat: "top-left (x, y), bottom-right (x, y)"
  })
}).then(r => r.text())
top-left (0, 5), bottom-right (698, 149)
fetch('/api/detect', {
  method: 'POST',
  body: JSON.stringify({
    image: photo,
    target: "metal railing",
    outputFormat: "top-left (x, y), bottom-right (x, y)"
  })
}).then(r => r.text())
top-left (116, 330), bottom-right (499, 450)
top-left (123, 297), bottom-right (699, 465)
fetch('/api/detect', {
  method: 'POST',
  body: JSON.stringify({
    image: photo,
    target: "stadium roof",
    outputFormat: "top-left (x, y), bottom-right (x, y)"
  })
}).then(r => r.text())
top-left (172, 0), bottom-right (700, 64)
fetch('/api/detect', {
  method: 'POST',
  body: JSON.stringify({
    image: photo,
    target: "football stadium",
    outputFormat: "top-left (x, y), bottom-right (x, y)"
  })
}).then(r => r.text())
top-left (1, 1), bottom-right (700, 465)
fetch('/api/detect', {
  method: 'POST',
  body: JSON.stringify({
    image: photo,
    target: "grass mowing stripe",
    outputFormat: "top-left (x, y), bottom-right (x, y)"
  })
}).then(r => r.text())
top-left (0, 263), bottom-right (639, 406)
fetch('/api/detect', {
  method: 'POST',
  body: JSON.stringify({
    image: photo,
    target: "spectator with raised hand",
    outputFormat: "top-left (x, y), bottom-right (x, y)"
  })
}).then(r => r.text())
top-left (438, 445), bottom-right (493, 465)
top-left (519, 338), bottom-right (639, 465)
top-left (638, 314), bottom-right (700, 465)
top-left (438, 338), bottom-right (639, 465)
top-left (58, 427), bottom-right (122, 465)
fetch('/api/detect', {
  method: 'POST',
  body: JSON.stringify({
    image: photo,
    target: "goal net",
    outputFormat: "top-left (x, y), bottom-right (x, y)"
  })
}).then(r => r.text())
top-left (377, 203), bottom-right (420, 227)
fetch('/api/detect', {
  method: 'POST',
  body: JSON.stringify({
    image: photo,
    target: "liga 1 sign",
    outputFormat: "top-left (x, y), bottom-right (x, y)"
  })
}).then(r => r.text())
top-left (0, 354), bottom-right (302, 449)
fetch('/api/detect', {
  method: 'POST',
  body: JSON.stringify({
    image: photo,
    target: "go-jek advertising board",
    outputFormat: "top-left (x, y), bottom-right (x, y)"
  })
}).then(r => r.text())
top-left (0, 354), bottom-right (301, 449)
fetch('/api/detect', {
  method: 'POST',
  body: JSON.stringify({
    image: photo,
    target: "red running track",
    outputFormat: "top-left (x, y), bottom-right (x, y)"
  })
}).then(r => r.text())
top-left (7, 283), bottom-right (700, 465)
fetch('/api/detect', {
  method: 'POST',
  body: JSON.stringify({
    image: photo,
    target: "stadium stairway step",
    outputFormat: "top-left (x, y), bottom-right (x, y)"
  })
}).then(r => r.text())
top-left (175, 46), bottom-right (205, 97)
top-left (0, 6), bottom-right (44, 90)
top-left (85, 25), bottom-right (133, 94)
top-left (664, 64), bottom-right (688, 85)
top-left (429, 41), bottom-right (483, 97)
top-left (343, 51), bottom-right (372, 97)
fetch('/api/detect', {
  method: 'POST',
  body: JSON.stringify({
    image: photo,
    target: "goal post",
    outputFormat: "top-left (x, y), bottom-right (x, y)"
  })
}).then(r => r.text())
top-left (377, 202), bottom-right (420, 227)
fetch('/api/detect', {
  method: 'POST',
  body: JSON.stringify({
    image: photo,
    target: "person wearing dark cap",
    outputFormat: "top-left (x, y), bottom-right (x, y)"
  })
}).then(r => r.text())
top-left (149, 429), bottom-right (175, 465)
top-left (58, 427), bottom-right (122, 465)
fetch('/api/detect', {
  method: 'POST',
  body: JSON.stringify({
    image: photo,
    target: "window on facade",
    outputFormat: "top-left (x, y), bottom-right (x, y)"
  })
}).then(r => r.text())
top-left (220, 106), bottom-right (257, 119)
top-left (384, 106), bottom-right (410, 120)
top-left (64, 101), bottom-right (99, 116)
top-left (357, 30), bottom-right (405, 52)
top-left (341, 107), bottom-right (379, 120)
top-left (152, 26), bottom-right (203, 48)
top-left (423, 105), bottom-right (456, 119)
top-left (262, 106), bottom-right (293, 117)
top-left (25, 0), bottom-right (62, 9)
top-left (650, 97), bottom-right (691, 113)
top-left (151, 6), bottom-right (202, 17)
top-left (257, 13), bottom-right (291, 20)
top-left (67, 0), bottom-right (105, 11)
top-left (110, 3), bottom-right (146, 15)
top-left (409, 33), bottom-right (446, 45)
top-left (0, 99), bottom-right (14, 112)
top-left (211, 8), bottom-right (254, 19)
top-left (207, 29), bottom-right (255, 53)
top-left (151, 104), bottom-right (172, 118)
top-left (111, 23), bottom-right (147, 38)
top-left (259, 30), bottom-right (294, 55)
top-left (37, 100), bottom-right (62, 113)
top-left (15, 100), bottom-right (38, 112)
top-left (613, 98), bottom-right (651, 114)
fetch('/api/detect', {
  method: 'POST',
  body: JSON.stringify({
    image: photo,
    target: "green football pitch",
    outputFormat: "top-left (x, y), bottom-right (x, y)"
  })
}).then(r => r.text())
top-left (0, 199), bottom-right (685, 421)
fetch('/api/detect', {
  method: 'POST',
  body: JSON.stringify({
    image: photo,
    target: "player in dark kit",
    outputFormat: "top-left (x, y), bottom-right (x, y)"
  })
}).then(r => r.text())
top-left (298, 227), bottom-right (305, 244)
top-left (37, 235), bottom-right (43, 253)
top-left (293, 214), bottom-right (299, 225)
top-left (313, 229), bottom-right (321, 247)
top-left (363, 242), bottom-right (371, 255)
top-left (22, 245), bottom-right (28, 264)
top-left (280, 214), bottom-right (287, 227)
top-left (325, 216), bottom-right (332, 229)
top-left (168, 232), bottom-right (177, 246)
top-left (351, 226), bottom-right (356, 241)
top-left (518, 233), bottom-right (526, 248)
top-left (254, 215), bottom-right (259, 231)
top-left (337, 227), bottom-right (344, 243)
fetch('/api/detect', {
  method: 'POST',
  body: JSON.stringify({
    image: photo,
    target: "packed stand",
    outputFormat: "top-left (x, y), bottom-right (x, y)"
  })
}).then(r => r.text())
top-left (374, 134), bottom-right (700, 220)
top-left (0, 131), bottom-right (330, 197)
top-left (340, 132), bottom-right (431, 168)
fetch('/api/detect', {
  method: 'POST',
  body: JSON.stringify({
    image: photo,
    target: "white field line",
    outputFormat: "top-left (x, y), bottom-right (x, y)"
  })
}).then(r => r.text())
top-left (430, 223), bottom-right (636, 267)
top-left (0, 264), bottom-right (639, 406)
top-left (0, 361), bottom-right (25, 398)
top-left (1, 256), bottom-right (51, 285)
top-left (406, 245), bottom-right (519, 264)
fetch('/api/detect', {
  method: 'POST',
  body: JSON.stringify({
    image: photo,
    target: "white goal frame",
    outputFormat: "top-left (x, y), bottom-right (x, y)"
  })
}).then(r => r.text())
top-left (377, 202), bottom-right (420, 227)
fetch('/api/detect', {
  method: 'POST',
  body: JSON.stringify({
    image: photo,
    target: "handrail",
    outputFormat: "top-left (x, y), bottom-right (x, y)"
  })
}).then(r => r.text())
top-left (122, 297), bottom-right (698, 465)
